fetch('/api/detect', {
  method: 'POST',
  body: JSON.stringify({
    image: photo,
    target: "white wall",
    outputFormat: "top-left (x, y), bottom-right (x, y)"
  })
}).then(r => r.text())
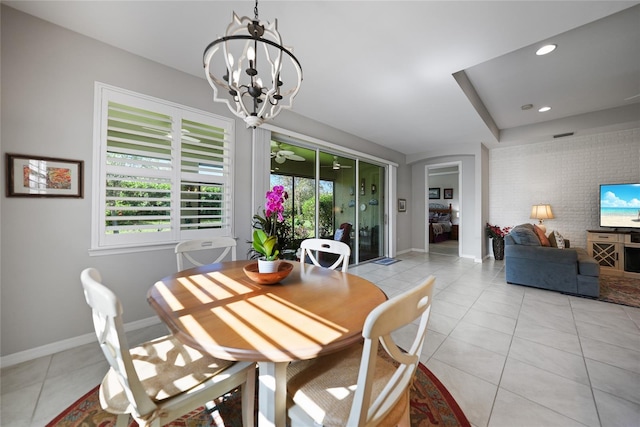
top-left (0, 6), bottom-right (407, 360)
top-left (489, 129), bottom-right (640, 249)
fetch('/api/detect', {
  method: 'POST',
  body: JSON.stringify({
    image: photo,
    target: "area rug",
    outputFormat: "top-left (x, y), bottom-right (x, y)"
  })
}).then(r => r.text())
top-left (598, 275), bottom-right (640, 308)
top-left (46, 362), bottom-right (470, 427)
top-left (372, 257), bottom-right (401, 265)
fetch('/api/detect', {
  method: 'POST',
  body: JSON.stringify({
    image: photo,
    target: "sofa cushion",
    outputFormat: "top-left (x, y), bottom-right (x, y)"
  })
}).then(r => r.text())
top-left (533, 225), bottom-right (551, 246)
top-left (509, 225), bottom-right (541, 246)
top-left (549, 230), bottom-right (566, 249)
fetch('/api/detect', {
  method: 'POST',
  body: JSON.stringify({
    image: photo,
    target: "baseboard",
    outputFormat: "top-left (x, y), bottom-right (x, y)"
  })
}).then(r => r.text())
top-left (0, 316), bottom-right (161, 368)
top-left (403, 248), bottom-right (426, 253)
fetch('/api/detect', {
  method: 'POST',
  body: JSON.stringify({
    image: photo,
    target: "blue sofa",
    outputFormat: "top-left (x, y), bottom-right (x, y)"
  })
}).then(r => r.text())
top-left (504, 224), bottom-right (599, 297)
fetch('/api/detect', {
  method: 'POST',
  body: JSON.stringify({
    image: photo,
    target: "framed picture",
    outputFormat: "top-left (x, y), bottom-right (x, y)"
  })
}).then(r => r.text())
top-left (398, 198), bottom-right (407, 212)
top-left (6, 153), bottom-right (84, 198)
top-left (444, 188), bottom-right (453, 199)
top-left (428, 187), bottom-right (440, 199)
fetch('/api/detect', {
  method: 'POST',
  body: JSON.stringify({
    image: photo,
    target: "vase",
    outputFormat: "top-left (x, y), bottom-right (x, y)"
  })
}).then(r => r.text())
top-left (492, 238), bottom-right (505, 260)
top-left (258, 259), bottom-right (280, 273)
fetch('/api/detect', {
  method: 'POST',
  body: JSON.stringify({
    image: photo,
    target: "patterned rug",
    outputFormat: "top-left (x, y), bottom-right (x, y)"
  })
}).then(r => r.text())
top-left (46, 362), bottom-right (470, 427)
top-left (598, 275), bottom-right (640, 308)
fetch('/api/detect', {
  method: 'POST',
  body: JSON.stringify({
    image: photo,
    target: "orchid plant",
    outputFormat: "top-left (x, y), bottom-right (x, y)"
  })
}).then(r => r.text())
top-left (252, 185), bottom-right (288, 260)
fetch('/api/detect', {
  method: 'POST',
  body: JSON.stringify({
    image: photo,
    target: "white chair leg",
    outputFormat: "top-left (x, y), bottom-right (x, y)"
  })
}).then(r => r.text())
top-left (397, 391), bottom-right (411, 427)
top-left (115, 414), bottom-right (130, 427)
top-left (242, 365), bottom-right (257, 427)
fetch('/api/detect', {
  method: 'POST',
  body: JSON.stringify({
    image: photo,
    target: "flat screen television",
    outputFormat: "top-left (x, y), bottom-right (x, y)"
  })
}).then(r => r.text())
top-left (599, 183), bottom-right (640, 229)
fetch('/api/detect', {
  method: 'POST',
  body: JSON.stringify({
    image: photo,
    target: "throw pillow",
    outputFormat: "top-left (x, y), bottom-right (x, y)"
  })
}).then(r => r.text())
top-left (550, 230), bottom-right (565, 249)
top-left (509, 225), bottom-right (541, 246)
top-left (533, 224), bottom-right (551, 246)
top-left (334, 229), bottom-right (344, 241)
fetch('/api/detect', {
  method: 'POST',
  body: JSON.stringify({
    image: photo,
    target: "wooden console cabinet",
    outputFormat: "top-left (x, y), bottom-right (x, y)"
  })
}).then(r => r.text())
top-left (587, 230), bottom-right (640, 278)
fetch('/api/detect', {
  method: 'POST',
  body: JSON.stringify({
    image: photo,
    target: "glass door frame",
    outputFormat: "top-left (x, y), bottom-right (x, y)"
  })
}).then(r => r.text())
top-left (252, 127), bottom-right (398, 265)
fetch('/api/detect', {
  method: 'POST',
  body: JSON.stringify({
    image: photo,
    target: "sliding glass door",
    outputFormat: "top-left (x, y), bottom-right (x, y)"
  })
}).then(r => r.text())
top-left (358, 160), bottom-right (385, 263)
top-left (269, 138), bottom-right (385, 264)
top-left (269, 143), bottom-right (316, 259)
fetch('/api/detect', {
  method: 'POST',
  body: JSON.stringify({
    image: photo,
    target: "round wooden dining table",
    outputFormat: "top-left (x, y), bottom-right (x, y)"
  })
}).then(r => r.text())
top-left (147, 260), bottom-right (387, 427)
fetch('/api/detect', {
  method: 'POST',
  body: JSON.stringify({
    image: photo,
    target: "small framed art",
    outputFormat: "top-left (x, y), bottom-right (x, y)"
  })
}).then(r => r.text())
top-left (398, 198), bottom-right (407, 212)
top-left (428, 187), bottom-right (440, 199)
top-left (444, 188), bottom-right (453, 199)
top-left (6, 153), bottom-right (84, 198)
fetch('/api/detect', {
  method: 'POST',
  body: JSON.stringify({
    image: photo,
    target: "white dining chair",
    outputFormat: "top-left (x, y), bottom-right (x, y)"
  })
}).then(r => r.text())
top-left (175, 237), bottom-right (237, 271)
top-left (286, 276), bottom-right (436, 427)
top-left (299, 238), bottom-right (351, 272)
top-left (80, 268), bottom-right (255, 427)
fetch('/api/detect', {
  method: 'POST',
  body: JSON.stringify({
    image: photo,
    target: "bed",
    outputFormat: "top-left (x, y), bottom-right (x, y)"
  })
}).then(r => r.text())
top-left (428, 203), bottom-right (453, 243)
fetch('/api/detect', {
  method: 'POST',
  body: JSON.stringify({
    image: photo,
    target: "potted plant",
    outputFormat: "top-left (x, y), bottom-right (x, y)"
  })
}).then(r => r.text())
top-left (252, 229), bottom-right (280, 272)
top-left (252, 185), bottom-right (288, 272)
top-left (485, 223), bottom-right (512, 260)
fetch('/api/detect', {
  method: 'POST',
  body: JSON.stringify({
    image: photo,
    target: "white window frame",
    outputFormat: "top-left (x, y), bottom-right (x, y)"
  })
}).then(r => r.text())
top-left (91, 83), bottom-right (234, 254)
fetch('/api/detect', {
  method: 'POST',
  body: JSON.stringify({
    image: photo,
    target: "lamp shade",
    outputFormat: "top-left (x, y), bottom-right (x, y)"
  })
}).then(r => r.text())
top-left (530, 204), bottom-right (554, 220)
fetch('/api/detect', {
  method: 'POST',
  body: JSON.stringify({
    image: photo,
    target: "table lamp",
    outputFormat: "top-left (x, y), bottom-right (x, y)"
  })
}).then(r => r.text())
top-left (530, 204), bottom-right (554, 233)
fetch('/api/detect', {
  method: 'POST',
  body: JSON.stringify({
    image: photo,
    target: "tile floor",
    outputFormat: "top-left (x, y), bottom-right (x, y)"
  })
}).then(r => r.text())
top-left (2, 251), bottom-right (640, 426)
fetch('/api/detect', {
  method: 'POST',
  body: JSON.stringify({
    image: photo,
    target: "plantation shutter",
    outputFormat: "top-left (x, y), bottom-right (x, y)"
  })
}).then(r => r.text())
top-left (179, 113), bottom-right (233, 238)
top-left (94, 85), bottom-right (234, 250)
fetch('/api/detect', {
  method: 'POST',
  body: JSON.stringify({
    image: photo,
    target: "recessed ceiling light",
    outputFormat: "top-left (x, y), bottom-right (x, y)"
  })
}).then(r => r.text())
top-left (521, 104), bottom-right (534, 110)
top-left (536, 44), bottom-right (557, 56)
top-left (538, 106), bottom-right (551, 112)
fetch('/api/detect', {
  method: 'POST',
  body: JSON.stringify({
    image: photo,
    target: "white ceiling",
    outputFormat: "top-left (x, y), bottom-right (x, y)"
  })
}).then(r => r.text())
top-left (4, 1), bottom-right (640, 156)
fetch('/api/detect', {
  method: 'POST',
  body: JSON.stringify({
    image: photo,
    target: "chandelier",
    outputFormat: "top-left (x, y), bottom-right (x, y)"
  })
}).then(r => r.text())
top-left (203, 1), bottom-right (303, 128)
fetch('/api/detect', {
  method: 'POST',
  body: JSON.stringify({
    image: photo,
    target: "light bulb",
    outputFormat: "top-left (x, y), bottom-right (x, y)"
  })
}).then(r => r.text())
top-left (536, 44), bottom-right (557, 56)
top-left (247, 46), bottom-right (255, 62)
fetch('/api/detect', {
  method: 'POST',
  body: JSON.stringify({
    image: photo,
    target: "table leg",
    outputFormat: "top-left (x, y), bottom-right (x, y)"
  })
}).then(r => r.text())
top-left (257, 361), bottom-right (288, 427)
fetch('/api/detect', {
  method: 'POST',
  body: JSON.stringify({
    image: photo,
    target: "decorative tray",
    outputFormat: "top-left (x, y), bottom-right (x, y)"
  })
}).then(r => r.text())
top-left (243, 261), bottom-right (293, 285)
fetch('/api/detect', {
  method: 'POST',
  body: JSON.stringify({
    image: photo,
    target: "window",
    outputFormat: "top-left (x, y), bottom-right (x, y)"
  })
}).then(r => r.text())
top-left (92, 84), bottom-right (234, 252)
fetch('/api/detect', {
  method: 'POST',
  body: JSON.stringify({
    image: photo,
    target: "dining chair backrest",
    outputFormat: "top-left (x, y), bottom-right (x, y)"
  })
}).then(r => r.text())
top-left (348, 275), bottom-right (435, 426)
top-left (299, 238), bottom-right (351, 272)
top-left (175, 237), bottom-right (237, 271)
top-left (287, 276), bottom-right (435, 427)
top-left (80, 267), bottom-right (255, 427)
top-left (81, 268), bottom-right (165, 418)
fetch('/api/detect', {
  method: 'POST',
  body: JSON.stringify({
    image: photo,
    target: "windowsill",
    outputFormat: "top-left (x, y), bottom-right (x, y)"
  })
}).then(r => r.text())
top-left (89, 242), bottom-right (177, 256)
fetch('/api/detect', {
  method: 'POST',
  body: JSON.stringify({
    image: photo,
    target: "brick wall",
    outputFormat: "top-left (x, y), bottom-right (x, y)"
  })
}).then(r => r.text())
top-left (489, 128), bottom-right (640, 248)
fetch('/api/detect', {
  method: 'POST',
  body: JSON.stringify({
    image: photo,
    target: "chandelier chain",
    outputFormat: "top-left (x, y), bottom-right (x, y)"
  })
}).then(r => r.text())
top-left (254, 0), bottom-right (259, 21)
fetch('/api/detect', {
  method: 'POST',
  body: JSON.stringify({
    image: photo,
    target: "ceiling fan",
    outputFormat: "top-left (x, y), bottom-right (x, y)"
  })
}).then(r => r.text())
top-left (271, 142), bottom-right (305, 164)
top-left (322, 156), bottom-right (353, 170)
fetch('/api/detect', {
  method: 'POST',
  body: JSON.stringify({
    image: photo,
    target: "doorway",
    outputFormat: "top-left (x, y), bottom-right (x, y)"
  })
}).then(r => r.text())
top-left (426, 163), bottom-right (461, 256)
